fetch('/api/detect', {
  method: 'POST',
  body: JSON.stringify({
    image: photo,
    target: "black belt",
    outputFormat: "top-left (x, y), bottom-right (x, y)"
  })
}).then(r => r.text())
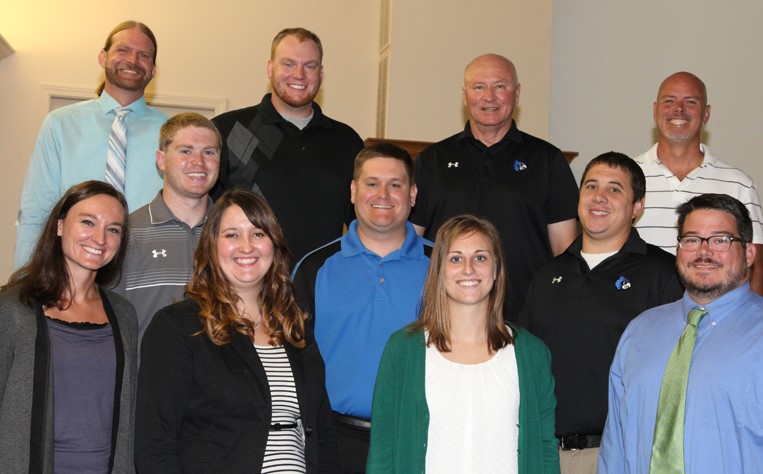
top-left (559, 434), bottom-right (601, 450)
top-left (270, 422), bottom-right (298, 431)
top-left (333, 412), bottom-right (371, 430)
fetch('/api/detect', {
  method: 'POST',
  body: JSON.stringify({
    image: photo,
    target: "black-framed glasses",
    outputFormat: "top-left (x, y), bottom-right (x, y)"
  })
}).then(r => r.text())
top-left (677, 234), bottom-right (746, 252)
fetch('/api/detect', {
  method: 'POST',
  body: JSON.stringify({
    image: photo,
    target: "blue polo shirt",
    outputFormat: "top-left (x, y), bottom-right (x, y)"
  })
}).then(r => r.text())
top-left (292, 221), bottom-right (432, 419)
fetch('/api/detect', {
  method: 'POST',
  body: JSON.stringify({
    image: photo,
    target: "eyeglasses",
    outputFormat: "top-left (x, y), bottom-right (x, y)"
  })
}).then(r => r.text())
top-left (677, 235), bottom-right (746, 252)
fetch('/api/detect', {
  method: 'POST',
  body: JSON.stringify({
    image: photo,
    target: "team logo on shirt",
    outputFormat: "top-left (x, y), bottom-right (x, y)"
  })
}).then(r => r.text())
top-left (615, 276), bottom-right (631, 290)
top-left (513, 160), bottom-right (527, 171)
top-left (448, 162), bottom-right (459, 168)
top-left (551, 276), bottom-right (563, 284)
top-left (152, 249), bottom-right (168, 258)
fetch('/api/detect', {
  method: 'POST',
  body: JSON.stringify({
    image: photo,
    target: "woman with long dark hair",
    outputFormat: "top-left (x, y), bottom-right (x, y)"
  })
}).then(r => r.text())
top-left (0, 180), bottom-right (136, 473)
top-left (135, 189), bottom-right (337, 473)
top-left (367, 215), bottom-right (559, 473)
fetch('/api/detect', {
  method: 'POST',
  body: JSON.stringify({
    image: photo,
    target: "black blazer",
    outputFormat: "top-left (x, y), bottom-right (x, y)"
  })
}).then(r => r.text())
top-left (134, 299), bottom-right (338, 473)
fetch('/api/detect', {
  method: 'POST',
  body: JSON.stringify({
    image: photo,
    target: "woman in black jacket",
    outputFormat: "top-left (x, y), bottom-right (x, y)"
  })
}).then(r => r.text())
top-left (135, 189), bottom-right (338, 473)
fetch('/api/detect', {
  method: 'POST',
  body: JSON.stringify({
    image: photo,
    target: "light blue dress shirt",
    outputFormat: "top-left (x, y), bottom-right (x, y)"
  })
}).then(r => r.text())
top-left (599, 283), bottom-right (763, 473)
top-left (15, 91), bottom-right (167, 268)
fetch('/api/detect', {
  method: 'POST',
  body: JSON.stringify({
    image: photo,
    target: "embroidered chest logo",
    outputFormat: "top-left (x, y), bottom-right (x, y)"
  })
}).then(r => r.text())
top-left (615, 275), bottom-right (631, 290)
top-left (551, 276), bottom-right (563, 284)
top-left (448, 162), bottom-right (459, 168)
top-left (152, 249), bottom-right (168, 258)
top-left (513, 160), bottom-right (527, 172)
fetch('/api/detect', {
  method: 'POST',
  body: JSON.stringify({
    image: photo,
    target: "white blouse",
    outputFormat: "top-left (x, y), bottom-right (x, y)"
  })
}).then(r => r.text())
top-left (424, 339), bottom-right (520, 474)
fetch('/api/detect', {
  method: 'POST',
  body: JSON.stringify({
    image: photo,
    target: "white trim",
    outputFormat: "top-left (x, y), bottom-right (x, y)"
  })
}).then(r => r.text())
top-left (39, 84), bottom-right (227, 121)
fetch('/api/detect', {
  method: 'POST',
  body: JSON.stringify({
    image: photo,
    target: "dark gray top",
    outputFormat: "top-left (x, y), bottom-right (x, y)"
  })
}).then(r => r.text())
top-left (46, 318), bottom-right (116, 473)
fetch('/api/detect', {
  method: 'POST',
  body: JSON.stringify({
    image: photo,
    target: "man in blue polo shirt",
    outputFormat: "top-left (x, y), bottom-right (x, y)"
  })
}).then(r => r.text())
top-left (292, 143), bottom-right (432, 473)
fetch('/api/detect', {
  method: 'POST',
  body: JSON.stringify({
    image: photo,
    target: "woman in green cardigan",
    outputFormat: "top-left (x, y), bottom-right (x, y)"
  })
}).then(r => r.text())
top-left (367, 215), bottom-right (559, 473)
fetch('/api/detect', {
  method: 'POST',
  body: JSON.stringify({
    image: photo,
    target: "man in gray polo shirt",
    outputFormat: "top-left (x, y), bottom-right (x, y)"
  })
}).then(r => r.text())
top-left (113, 112), bottom-right (220, 345)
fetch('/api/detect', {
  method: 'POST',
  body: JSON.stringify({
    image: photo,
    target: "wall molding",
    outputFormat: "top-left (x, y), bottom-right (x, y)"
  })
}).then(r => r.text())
top-left (39, 84), bottom-right (227, 121)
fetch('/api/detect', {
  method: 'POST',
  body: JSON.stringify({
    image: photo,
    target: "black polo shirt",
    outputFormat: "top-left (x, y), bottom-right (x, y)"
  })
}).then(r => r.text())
top-left (411, 120), bottom-right (578, 320)
top-left (212, 93), bottom-right (364, 263)
top-left (518, 228), bottom-right (684, 436)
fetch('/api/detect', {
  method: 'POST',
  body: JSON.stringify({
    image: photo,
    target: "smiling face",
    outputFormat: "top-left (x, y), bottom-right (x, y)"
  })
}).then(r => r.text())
top-left (351, 157), bottom-right (416, 240)
top-left (57, 194), bottom-right (126, 278)
top-left (463, 55), bottom-right (520, 137)
top-left (216, 204), bottom-right (274, 298)
top-left (98, 27), bottom-right (156, 94)
top-left (443, 231), bottom-right (497, 311)
top-left (267, 34), bottom-right (323, 118)
top-left (677, 209), bottom-right (754, 304)
top-left (579, 164), bottom-right (643, 252)
top-left (653, 72), bottom-right (710, 145)
top-left (157, 126), bottom-right (220, 201)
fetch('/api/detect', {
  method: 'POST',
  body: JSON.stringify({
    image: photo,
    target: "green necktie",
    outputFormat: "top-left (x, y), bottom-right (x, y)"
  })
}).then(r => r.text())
top-left (649, 307), bottom-right (707, 473)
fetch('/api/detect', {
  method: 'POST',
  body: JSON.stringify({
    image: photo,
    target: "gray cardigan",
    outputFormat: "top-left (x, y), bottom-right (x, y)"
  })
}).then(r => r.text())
top-left (0, 287), bottom-right (138, 473)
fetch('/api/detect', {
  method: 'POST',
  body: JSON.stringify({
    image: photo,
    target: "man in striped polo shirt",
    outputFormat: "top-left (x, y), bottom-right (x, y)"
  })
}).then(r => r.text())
top-left (634, 71), bottom-right (763, 294)
top-left (113, 112), bottom-right (220, 347)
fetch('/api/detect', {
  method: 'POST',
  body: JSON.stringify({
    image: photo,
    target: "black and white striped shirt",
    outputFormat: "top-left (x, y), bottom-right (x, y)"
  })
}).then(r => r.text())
top-left (255, 344), bottom-right (306, 474)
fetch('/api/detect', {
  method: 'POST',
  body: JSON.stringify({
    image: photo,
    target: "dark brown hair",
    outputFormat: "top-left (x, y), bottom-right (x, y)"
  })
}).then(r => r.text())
top-left (186, 189), bottom-right (305, 347)
top-left (353, 143), bottom-right (414, 185)
top-left (4, 181), bottom-right (129, 309)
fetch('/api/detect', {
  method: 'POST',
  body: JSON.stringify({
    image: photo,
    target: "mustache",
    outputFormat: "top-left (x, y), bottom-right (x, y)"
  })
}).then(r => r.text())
top-left (688, 257), bottom-right (721, 267)
top-left (116, 62), bottom-right (146, 75)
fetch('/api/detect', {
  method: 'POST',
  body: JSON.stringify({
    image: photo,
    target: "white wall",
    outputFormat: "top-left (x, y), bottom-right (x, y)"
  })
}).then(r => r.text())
top-left (550, 1), bottom-right (763, 187)
top-left (0, 1), bottom-right (380, 282)
top-left (386, 0), bottom-right (555, 141)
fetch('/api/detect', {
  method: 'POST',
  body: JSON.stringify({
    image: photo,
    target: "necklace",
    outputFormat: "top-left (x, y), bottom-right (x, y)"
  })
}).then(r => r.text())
top-left (252, 319), bottom-right (261, 330)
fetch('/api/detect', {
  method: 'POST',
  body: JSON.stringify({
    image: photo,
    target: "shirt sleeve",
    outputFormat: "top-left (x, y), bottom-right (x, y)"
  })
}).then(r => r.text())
top-left (134, 308), bottom-right (192, 473)
top-left (366, 334), bottom-right (401, 473)
top-left (409, 150), bottom-right (431, 229)
top-left (544, 150), bottom-right (579, 225)
top-left (15, 115), bottom-right (64, 268)
top-left (598, 332), bottom-right (629, 474)
top-left (742, 181), bottom-right (763, 245)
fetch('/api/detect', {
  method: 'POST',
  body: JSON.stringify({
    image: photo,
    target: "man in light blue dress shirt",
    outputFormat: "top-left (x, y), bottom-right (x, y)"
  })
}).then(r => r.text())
top-left (599, 193), bottom-right (763, 473)
top-left (14, 21), bottom-right (167, 268)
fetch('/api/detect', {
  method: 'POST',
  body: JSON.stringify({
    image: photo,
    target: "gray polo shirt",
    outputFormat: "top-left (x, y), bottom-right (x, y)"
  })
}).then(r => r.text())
top-left (112, 191), bottom-right (210, 347)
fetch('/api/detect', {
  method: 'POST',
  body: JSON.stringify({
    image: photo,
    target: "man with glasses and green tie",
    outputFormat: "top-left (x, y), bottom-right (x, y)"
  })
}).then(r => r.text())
top-left (599, 193), bottom-right (763, 473)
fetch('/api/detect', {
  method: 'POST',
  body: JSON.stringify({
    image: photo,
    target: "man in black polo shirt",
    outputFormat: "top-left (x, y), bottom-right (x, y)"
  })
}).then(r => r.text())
top-left (411, 53), bottom-right (579, 321)
top-left (211, 27), bottom-right (364, 264)
top-left (519, 152), bottom-right (683, 474)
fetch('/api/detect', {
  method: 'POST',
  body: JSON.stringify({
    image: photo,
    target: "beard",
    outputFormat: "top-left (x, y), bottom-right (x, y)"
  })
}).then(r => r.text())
top-left (104, 62), bottom-right (152, 92)
top-left (271, 80), bottom-right (319, 110)
top-left (678, 256), bottom-right (749, 301)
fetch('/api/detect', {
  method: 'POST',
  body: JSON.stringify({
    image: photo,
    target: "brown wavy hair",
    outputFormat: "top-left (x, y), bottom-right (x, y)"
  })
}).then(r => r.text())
top-left (4, 181), bottom-right (129, 309)
top-left (186, 189), bottom-right (305, 347)
top-left (411, 215), bottom-right (513, 352)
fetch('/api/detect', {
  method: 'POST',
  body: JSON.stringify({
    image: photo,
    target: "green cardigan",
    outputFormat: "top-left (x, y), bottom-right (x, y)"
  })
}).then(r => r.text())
top-left (367, 326), bottom-right (559, 474)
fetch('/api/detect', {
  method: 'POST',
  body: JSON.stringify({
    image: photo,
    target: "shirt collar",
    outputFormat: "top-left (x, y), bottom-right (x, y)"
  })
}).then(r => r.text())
top-left (341, 220), bottom-right (427, 260)
top-left (147, 190), bottom-right (212, 228)
top-left (681, 282), bottom-right (754, 325)
top-left (567, 227), bottom-right (648, 260)
top-left (98, 90), bottom-right (148, 119)
top-left (457, 119), bottom-right (523, 149)
top-left (258, 93), bottom-right (333, 130)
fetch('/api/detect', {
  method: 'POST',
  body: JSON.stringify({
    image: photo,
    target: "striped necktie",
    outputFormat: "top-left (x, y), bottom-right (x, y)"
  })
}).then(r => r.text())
top-left (649, 307), bottom-right (707, 473)
top-left (106, 107), bottom-right (131, 193)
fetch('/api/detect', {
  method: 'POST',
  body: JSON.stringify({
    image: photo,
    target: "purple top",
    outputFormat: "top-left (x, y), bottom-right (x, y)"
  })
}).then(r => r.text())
top-left (45, 318), bottom-right (116, 474)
